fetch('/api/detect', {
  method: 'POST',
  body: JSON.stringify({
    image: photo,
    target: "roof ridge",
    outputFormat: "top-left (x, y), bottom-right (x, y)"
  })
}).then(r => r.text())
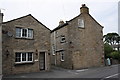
top-left (3, 14), bottom-right (51, 31)
top-left (51, 13), bottom-right (103, 32)
top-left (3, 14), bottom-right (31, 24)
top-left (51, 14), bottom-right (81, 32)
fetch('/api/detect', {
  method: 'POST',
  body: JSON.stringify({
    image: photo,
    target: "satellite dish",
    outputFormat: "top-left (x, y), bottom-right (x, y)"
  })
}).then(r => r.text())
top-left (7, 32), bottom-right (13, 37)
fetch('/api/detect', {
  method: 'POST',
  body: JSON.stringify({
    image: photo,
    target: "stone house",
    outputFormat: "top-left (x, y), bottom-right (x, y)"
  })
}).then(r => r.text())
top-left (1, 14), bottom-right (51, 75)
top-left (51, 4), bottom-right (104, 69)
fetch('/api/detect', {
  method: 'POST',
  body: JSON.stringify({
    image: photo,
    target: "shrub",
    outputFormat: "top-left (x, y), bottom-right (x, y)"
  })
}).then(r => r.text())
top-left (110, 51), bottom-right (120, 61)
top-left (104, 43), bottom-right (113, 58)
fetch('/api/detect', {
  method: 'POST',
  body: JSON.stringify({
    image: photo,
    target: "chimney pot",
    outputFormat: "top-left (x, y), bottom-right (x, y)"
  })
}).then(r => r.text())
top-left (59, 20), bottom-right (64, 26)
top-left (80, 4), bottom-right (89, 14)
top-left (82, 4), bottom-right (86, 7)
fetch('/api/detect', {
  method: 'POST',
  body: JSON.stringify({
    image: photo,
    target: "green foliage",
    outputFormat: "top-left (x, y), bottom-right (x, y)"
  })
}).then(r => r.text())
top-left (104, 43), bottom-right (120, 60)
top-left (110, 51), bottom-right (120, 61)
top-left (104, 33), bottom-right (120, 59)
top-left (104, 43), bottom-right (113, 58)
top-left (103, 33), bottom-right (119, 45)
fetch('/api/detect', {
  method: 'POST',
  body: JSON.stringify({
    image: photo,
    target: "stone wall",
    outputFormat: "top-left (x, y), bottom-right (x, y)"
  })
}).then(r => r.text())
top-left (68, 13), bottom-right (104, 69)
top-left (51, 5), bottom-right (104, 69)
top-left (2, 15), bottom-right (51, 75)
top-left (51, 25), bottom-right (73, 69)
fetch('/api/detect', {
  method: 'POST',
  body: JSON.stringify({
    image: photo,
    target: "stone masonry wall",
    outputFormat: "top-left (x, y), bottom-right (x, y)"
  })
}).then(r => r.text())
top-left (2, 15), bottom-right (51, 75)
top-left (51, 25), bottom-right (73, 69)
top-left (68, 13), bottom-right (104, 69)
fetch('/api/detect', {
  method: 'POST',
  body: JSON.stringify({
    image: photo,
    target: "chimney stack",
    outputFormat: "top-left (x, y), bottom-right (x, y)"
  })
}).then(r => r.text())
top-left (59, 20), bottom-right (64, 26)
top-left (80, 4), bottom-right (89, 14)
top-left (0, 10), bottom-right (3, 23)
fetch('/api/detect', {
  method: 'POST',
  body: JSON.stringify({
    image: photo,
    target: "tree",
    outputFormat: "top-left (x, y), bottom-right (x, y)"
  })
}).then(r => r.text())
top-left (110, 51), bottom-right (120, 61)
top-left (116, 36), bottom-right (120, 51)
top-left (104, 33), bottom-right (120, 62)
top-left (104, 43), bottom-right (113, 58)
top-left (103, 33), bottom-right (119, 45)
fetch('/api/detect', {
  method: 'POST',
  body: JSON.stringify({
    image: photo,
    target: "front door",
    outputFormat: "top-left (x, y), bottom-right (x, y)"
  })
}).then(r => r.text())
top-left (39, 52), bottom-right (45, 70)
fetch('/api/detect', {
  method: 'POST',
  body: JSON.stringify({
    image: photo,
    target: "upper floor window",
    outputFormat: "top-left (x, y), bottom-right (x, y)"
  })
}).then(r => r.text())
top-left (15, 52), bottom-right (33, 63)
top-left (22, 29), bottom-right (27, 37)
top-left (16, 27), bottom-right (33, 39)
top-left (16, 28), bottom-right (21, 37)
top-left (52, 45), bottom-right (55, 55)
top-left (60, 35), bottom-right (66, 43)
top-left (78, 19), bottom-right (84, 28)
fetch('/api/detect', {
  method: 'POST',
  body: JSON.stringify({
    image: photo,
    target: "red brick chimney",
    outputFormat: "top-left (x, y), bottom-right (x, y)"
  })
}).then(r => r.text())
top-left (80, 4), bottom-right (89, 14)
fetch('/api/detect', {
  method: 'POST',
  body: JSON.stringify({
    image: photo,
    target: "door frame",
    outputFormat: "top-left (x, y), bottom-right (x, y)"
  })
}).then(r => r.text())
top-left (39, 51), bottom-right (47, 70)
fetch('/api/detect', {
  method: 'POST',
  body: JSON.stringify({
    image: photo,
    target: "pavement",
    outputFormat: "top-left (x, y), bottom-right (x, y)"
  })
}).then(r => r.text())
top-left (0, 75), bottom-right (2, 80)
top-left (2, 64), bottom-right (120, 80)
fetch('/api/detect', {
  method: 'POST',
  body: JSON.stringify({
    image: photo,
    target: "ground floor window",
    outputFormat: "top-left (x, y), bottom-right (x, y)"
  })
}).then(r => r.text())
top-left (60, 51), bottom-right (65, 61)
top-left (15, 52), bottom-right (33, 63)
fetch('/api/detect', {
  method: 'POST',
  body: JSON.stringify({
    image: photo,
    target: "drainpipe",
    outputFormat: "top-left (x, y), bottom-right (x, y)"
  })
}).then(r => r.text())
top-left (54, 31), bottom-right (57, 65)
top-left (0, 10), bottom-right (3, 76)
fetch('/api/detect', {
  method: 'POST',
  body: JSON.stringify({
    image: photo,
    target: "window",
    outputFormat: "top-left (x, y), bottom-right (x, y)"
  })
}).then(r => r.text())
top-left (78, 19), bottom-right (84, 28)
top-left (22, 53), bottom-right (26, 61)
top-left (16, 28), bottom-right (21, 37)
top-left (22, 29), bottom-right (27, 37)
top-left (28, 52), bottom-right (33, 61)
top-left (15, 52), bottom-right (33, 63)
top-left (16, 27), bottom-right (33, 39)
top-left (28, 29), bottom-right (33, 38)
top-left (60, 35), bottom-right (66, 43)
top-left (60, 51), bottom-right (65, 61)
top-left (52, 45), bottom-right (55, 55)
top-left (15, 53), bottom-right (21, 62)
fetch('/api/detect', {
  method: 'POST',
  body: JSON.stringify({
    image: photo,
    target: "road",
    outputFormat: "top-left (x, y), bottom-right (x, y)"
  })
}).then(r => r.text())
top-left (2, 64), bottom-right (120, 80)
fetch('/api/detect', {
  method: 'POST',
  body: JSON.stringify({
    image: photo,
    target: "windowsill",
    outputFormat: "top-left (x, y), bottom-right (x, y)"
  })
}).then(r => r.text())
top-left (52, 54), bottom-right (55, 56)
top-left (15, 37), bottom-right (34, 40)
top-left (61, 60), bottom-right (64, 62)
top-left (78, 27), bottom-right (85, 29)
top-left (14, 61), bottom-right (34, 65)
top-left (60, 41), bottom-right (66, 43)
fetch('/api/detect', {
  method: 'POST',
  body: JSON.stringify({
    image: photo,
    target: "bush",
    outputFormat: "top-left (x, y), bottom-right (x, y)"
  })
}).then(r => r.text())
top-left (104, 43), bottom-right (113, 58)
top-left (110, 51), bottom-right (120, 61)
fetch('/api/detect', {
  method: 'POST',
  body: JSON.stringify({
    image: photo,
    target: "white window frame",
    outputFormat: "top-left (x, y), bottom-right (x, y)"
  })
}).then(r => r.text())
top-left (78, 19), bottom-right (84, 28)
top-left (15, 52), bottom-right (33, 63)
top-left (22, 28), bottom-right (28, 38)
top-left (60, 51), bottom-right (65, 61)
top-left (16, 27), bottom-right (33, 39)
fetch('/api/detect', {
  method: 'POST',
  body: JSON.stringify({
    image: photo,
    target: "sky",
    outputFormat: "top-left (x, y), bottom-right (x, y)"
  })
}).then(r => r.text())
top-left (118, 1), bottom-right (120, 35)
top-left (0, 0), bottom-right (119, 35)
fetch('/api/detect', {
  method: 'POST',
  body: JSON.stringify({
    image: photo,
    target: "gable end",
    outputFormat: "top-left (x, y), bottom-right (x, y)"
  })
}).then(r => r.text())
top-left (3, 14), bottom-right (51, 31)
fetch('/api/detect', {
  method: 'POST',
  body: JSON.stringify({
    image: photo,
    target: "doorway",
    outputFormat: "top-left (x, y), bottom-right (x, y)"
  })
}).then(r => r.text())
top-left (39, 52), bottom-right (46, 70)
